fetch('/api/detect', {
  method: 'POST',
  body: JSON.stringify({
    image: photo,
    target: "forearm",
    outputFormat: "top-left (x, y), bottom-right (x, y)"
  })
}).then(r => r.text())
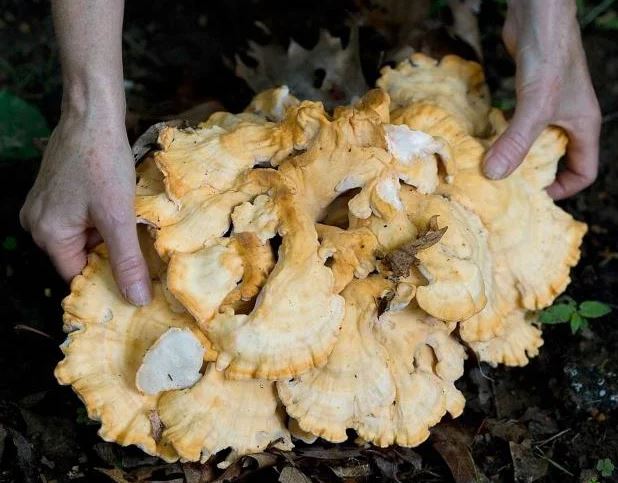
top-left (506, 0), bottom-right (578, 66)
top-left (52, 0), bottom-right (126, 119)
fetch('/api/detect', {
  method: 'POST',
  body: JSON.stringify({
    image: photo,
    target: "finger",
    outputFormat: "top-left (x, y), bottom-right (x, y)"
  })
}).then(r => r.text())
top-left (547, 121), bottom-right (600, 200)
top-left (85, 228), bottom-right (104, 250)
top-left (19, 205), bottom-right (31, 233)
top-left (483, 102), bottom-right (547, 180)
top-left (44, 231), bottom-right (89, 283)
top-left (93, 207), bottom-right (152, 306)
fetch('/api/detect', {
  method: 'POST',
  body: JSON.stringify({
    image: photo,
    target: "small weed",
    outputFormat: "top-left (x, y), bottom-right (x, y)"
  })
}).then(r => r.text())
top-left (539, 296), bottom-right (612, 334)
top-left (596, 458), bottom-right (615, 478)
top-left (2, 236), bottom-right (17, 251)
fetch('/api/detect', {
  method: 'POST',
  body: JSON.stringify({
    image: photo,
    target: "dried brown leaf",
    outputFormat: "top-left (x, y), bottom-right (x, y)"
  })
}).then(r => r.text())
top-left (149, 410), bottom-right (164, 443)
top-left (431, 424), bottom-right (479, 483)
top-left (330, 462), bottom-right (372, 479)
top-left (132, 120), bottom-right (188, 164)
top-left (182, 462), bottom-right (216, 483)
top-left (509, 440), bottom-right (549, 483)
top-left (243, 452), bottom-right (279, 469)
top-left (94, 467), bottom-right (131, 483)
top-left (294, 446), bottom-right (364, 460)
top-left (279, 465), bottom-right (313, 483)
top-left (236, 26), bottom-right (367, 110)
top-left (385, 215), bottom-right (448, 278)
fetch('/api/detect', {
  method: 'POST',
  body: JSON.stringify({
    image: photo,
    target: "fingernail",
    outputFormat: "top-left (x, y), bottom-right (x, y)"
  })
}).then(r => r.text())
top-left (483, 154), bottom-right (508, 180)
top-left (126, 281), bottom-right (151, 306)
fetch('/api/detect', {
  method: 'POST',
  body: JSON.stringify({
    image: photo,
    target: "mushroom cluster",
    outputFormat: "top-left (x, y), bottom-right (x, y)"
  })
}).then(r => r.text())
top-left (55, 54), bottom-right (586, 466)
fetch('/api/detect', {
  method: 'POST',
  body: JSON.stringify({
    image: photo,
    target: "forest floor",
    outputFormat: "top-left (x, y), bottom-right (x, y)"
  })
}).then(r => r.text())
top-left (0, 1), bottom-right (617, 482)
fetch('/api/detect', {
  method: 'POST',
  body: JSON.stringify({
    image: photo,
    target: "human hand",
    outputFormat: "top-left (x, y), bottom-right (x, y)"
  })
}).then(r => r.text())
top-left (483, 0), bottom-right (601, 199)
top-left (20, 105), bottom-right (152, 305)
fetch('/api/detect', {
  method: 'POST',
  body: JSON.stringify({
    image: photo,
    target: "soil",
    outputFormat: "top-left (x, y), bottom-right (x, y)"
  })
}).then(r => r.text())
top-left (0, 1), bottom-right (616, 482)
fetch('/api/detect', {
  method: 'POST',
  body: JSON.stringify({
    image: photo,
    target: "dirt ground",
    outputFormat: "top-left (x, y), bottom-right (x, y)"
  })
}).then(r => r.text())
top-left (0, 1), bottom-right (616, 482)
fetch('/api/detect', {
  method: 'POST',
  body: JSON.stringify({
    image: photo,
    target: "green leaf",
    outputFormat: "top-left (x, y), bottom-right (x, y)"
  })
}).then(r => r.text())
top-left (557, 295), bottom-right (577, 307)
top-left (595, 10), bottom-right (618, 30)
top-left (492, 97), bottom-right (516, 111)
top-left (539, 303), bottom-right (576, 324)
top-left (579, 301), bottom-right (612, 319)
top-left (0, 90), bottom-right (49, 160)
top-left (570, 312), bottom-right (587, 334)
top-left (596, 458), bottom-right (615, 477)
top-left (1, 236), bottom-right (17, 251)
top-left (430, 0), bottom-right (449, 17)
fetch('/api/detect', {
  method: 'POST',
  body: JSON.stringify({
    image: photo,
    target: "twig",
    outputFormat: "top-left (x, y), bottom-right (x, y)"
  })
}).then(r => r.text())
top-left (13, 324), bottom-right (54, 340)
top-left (533, 428), bottom-right (571, 447)
top-left (535, 453), bottom-right (574, 477)
top-left (580, 0), bottom-right (616, 28)
top-left (602, 111), bottom-right (618, 123)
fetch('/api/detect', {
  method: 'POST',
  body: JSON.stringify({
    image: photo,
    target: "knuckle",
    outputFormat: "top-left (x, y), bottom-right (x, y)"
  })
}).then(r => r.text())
top-left (96, 205), bottom-right (134, 229)
top-left (519, 85), bottom-right (558, 120)
top-left (19, 206), bottom-right (30, 231)
top-left (113, 253), bottom-right (145, 278)
top-left (582, 167), bottom-right (598, 185)
top-left (34, 218), bottom-right (59, 243)
top-left (502, 132), bottom-right (530, 167)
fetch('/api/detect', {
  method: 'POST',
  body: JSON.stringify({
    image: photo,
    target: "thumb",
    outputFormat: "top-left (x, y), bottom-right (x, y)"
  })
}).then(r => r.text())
top-left (483, 105), bottom-right (547, 180)
top-left (93, 206), bottom-right (152, 306)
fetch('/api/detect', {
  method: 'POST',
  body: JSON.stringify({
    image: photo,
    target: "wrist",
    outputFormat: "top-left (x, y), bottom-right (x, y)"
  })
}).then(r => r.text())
top-left (61, 73), bottom-right (126, 121)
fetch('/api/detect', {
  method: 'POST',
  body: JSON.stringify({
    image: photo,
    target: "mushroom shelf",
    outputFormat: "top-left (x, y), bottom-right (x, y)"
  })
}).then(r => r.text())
top-left (55, 53), bottom-right (586, 466)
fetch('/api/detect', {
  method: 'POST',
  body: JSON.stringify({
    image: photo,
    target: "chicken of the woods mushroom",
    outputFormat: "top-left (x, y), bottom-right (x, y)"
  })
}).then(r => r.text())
top-left (55, 53), bottom-right (586, 465)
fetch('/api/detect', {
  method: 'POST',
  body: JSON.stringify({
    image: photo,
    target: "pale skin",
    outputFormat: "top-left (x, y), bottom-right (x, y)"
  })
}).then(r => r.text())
top-left (20, 0), bottom-right (601, 305)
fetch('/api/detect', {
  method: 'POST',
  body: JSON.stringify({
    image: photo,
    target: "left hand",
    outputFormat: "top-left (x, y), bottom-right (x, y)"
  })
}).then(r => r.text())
top-left (482, 0), bottom-right (601, 199)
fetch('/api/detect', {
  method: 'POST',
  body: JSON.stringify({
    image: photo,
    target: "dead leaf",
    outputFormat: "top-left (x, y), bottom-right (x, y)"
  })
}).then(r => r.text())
top-left (212, 459), bottom-right (243, 483)
top-left (182, 462), bottom-right (216, 483)
top-left (131, 464), bottom-right (184, 482)
top-left (509, 440), bottom-right (549, 483)
top-left (431, 424), bottom-right (479, 483)
top-left (279, 465), bottom-right (313, 483)
top-left (372, 454), bottom-right (400, 481)
top-left (385, 215), bottom-right (448, 278)
top-left (485, 419), bottom-right (528, 444)
top-left (394, 447), bottom-right (422, 469)
top-left (236, 26), bottom-right (367, 110)
top-left (294, 446), bottom-right (363, 460)
top-left (148, 410), bottom-right (164, 443)
top-left (243, 452), bottom-right (279, 469)
top-left (330, 462), bottom-right (372, 479)
top-left (94, 467), bottom-right (131, 483)
top-left (520, 407), bottom-right (559, 437)
top-left (132, 120), bottom-right (188, 164)
top-left (7, 427), bottom-right (39, 483)
top-left (93, 442), bottom-right (161, 469)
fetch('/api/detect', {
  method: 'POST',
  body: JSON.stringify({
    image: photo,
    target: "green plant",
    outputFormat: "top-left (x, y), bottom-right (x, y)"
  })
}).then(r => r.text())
top-left (2, 236), bottom-right (17, 251)
top-left (596, 458), bottom-right (615, 478)
top-left (577, 0), bottom-right (618, 28)
top-left (539, 296), bottom-right (612, 334)
top-left (0, 90), bottom-right (49, 161)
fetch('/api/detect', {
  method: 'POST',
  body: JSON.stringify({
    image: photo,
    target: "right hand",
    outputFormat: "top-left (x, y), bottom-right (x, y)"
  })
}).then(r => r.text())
top-left (20, 104), bottom-right (152, 306)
